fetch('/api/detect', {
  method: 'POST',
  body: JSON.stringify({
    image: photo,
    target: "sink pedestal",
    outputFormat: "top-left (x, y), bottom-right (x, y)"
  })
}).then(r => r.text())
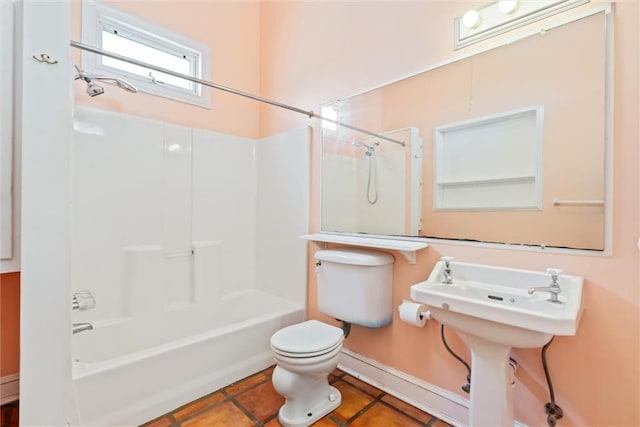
top-left (465, 334), bottom-right (513, 426)
top-left (431, 305), bottom-right (552, 427)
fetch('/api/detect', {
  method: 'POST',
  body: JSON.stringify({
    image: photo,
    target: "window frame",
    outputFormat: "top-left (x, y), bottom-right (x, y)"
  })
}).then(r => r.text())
top-left (81, 1), bottom-right (211, 108)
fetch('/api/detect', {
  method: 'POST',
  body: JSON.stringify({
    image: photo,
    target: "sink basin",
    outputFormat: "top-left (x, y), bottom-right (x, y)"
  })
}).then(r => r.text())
top-left (410, 260), bottom-right (584, 426)
top-left (411, 260), bottom-right (584, 346)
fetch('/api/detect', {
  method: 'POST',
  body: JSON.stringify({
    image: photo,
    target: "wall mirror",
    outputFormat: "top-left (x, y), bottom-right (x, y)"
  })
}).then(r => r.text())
top-left (321, 10), bottom-right (609, 251)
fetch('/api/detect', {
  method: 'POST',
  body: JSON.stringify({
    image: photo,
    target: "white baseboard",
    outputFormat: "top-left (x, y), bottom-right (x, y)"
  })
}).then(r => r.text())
top-left (338, 348), bottom-right (527, 427)
top-left (1, 373), bottom-right (19, 404)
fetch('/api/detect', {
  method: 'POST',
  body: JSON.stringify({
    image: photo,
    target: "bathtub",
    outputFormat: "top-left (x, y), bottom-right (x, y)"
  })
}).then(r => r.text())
top-left (72, 290), bottom-right (304, 426)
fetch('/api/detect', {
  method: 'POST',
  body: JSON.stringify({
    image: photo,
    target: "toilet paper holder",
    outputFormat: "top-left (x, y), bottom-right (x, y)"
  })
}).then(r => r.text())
top-left (418, 308), bottom-right (431, 321)
top-left (398, 300), bottom-right (431, 327)
top-left (398, 300), bottom-right (431, 319)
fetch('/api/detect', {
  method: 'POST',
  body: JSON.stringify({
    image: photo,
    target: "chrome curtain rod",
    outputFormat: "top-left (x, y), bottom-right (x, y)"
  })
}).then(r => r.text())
top-left (69, 40), bottom-right (405, 147)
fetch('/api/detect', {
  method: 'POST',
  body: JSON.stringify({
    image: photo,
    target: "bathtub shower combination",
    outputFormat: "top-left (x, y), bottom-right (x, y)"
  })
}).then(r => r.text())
top-left (70, 106), bottom-right (309, 426)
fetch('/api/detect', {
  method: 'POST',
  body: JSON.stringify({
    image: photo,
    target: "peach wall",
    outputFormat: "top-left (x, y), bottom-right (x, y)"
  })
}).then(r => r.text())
top-left (71, 0), bottom-right (262, 139)
top-left (0, 272), bottom-right (20, 377)
top-left (260, 1), bottom-right (639, 426)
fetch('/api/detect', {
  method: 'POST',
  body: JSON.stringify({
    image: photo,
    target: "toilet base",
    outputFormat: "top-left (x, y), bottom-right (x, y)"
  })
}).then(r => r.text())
top-left (278, 385), bottom-right (341, 427)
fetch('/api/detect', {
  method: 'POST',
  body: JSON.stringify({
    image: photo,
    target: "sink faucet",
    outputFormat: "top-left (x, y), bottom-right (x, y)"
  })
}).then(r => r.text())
top-left (528, 268), bottom-right (562, 303)
top-left (72, 322), bottom-right (94, 334)
top-left (441, 257), bottom-right (454, 284)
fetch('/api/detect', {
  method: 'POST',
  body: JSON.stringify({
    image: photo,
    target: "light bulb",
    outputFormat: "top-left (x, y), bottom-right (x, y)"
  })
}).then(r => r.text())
top-left (498, 0), bottom-right (518, 14)
top-left (462, 10), bottom-right (481, 29)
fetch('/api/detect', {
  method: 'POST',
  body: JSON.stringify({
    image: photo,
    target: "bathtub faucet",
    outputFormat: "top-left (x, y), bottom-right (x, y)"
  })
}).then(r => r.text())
top-left (72, 322), bottom-right (94, 334)
top-left (72, 290), bottom-right (96, 311)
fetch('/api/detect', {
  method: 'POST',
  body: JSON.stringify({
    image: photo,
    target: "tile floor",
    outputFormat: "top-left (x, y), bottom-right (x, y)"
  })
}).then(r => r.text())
top-left (142, 366), bottom-right (453, 427)
top-left (0, 367), bottom-right (454, 427)
top-left (0, 401), bottom-right (18, 427)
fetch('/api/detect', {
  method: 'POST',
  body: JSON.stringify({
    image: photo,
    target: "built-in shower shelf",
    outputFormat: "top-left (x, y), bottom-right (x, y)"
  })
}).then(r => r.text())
top-left (300, 233), bottom-right (428, 264)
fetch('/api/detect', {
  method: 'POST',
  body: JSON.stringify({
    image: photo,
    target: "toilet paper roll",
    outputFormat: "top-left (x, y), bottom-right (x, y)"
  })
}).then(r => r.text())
top-left (398, 301), bottom-right (429, 327)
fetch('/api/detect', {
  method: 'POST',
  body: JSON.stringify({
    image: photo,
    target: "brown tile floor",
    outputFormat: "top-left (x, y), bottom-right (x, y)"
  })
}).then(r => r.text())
top-left (0, 401), bottom-right (19, 427)
top-left (142, 366), bottom-right (453, 427)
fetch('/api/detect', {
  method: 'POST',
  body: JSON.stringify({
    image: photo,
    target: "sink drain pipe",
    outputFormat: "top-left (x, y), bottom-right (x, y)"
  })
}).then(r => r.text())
top-left (542, 337), bottom-right (564, 426)
top-left (440, 325), bottom-right (471, 393)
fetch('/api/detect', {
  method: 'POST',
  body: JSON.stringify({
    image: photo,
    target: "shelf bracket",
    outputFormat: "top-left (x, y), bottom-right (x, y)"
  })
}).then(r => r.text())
top-left (398, 250), bottom-right (417, 265)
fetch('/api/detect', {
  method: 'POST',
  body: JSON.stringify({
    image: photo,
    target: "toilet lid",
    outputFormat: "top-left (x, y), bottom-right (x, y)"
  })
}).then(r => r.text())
top-left (271, 320), bottom-right (344, 355)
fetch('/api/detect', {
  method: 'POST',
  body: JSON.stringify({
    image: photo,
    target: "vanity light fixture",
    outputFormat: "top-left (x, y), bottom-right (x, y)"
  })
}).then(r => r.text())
top-left (462, 9), bottom-right (481, 29)
top-left (454, 0), bottom-right (589, 50)
top-left (497, 0), bottom-right (518, 14)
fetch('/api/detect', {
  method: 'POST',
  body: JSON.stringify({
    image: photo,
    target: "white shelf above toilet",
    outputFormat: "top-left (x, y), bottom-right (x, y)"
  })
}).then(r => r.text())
top-left (300, 233), bottom-right (428, 265)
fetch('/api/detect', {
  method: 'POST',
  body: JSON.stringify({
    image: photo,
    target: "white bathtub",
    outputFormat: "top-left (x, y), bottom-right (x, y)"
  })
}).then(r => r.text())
top-left (72, 290), bottom-right (304, 426)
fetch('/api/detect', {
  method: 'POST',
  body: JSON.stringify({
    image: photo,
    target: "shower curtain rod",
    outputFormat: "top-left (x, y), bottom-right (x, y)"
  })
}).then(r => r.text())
top-left (69, 40), bottom-right (405, 147)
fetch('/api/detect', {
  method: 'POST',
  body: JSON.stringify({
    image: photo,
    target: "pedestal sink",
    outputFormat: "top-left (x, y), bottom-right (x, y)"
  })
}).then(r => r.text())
top-left (411, 259), bottom-right (584, 427)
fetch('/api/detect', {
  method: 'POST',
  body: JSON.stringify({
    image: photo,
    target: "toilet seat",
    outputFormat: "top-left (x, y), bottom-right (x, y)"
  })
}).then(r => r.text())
top-left (271, 320), bottom-right (344, 358)
top-left (272, 342), bottom-right (343, 371)
top-left (272, 340), bottom-right (343, 359)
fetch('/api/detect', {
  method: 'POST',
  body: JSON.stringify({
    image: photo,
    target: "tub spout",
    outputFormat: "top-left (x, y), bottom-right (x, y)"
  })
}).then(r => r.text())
top-left (73, 322), bottom-right (93, 334)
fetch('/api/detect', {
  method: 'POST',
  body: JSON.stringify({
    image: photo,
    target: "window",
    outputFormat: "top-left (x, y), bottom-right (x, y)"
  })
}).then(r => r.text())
top-left (81, 1), bottom-right (211, 108)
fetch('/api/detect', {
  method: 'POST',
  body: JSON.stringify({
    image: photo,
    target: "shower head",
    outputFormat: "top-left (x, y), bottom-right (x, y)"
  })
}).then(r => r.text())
top-left (85, 81), bottom-right (105, 97)
top-left (352, 140), bottom-right (380, 156)
top-left (74, 65), bottom-right (137, 96)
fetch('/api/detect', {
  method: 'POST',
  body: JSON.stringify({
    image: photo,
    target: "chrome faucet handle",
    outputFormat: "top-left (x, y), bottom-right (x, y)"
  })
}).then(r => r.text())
top-left (441, 257), bottom-right (454, 284)
top-left (72, 290), bottom-right (96, 311)
top-left (546, 268), bottom-right (562, 284)
top-left (527, 269), bottom-right (564, 303)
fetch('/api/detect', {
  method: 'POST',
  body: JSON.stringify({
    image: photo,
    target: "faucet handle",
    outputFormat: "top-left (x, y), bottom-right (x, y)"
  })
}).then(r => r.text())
top-left (72, 290), bottom-right (96, 311)
top-left (441, 257), bottom-right (454, 284)
top-left (546, 268), bottom-right (562, 283)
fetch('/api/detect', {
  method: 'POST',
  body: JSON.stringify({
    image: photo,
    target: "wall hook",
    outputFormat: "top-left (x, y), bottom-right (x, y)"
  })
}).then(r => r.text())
top-left (32, 54), bottom-right (58, 64)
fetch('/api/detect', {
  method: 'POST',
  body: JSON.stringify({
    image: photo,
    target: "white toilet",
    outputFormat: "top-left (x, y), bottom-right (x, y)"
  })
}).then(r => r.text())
top-left (270, 248), bottom-right (394, 427)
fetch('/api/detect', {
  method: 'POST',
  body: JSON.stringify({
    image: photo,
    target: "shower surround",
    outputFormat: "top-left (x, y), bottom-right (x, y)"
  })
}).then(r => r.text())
top-left (70, 106), bottom-right (309, 425)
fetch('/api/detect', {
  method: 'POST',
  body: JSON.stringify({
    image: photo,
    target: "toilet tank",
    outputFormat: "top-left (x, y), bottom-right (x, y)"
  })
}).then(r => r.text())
top-left (315, 248), bottom-right (394, 328)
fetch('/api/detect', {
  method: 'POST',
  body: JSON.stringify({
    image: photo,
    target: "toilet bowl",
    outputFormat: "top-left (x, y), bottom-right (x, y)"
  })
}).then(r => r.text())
top-left (270, 249), bottom-right (395, 427)
top-left (270, 320), bottom-right (344, 427)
